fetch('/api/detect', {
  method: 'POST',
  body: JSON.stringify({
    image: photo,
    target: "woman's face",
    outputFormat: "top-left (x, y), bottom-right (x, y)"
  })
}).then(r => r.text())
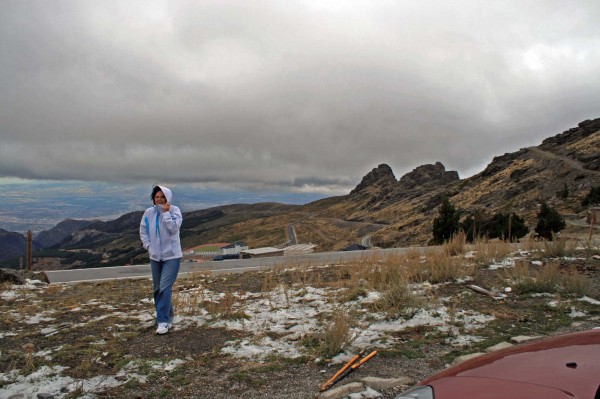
top-left (154, 191), bottom-right (166, 205)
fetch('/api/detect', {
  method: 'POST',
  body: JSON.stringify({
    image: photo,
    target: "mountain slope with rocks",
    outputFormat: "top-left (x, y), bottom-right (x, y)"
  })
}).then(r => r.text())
top-left (293, 118), bottom-right (600, 249)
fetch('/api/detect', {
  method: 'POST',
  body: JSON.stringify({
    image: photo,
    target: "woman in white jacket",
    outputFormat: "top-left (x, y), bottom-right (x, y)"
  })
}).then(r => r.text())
top-left (140, 185), bottom-right (183, 335)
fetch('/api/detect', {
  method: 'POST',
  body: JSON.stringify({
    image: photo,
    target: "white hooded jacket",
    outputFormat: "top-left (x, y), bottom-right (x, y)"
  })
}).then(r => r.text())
top-left (139, 185), bottom-right (183, 261)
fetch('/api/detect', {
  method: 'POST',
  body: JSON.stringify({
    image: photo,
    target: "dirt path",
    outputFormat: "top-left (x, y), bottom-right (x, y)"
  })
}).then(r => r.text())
top-left (527, 146), bottom-right (600, 175)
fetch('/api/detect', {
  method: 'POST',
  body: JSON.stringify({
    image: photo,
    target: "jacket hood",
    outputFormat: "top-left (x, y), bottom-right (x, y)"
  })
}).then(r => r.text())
top-left (157, 185), bottom-right (173, 203)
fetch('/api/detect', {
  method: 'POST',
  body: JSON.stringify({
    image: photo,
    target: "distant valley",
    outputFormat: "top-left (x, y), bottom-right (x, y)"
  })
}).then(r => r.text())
top-left (0, 181), bottom-right (325, 233)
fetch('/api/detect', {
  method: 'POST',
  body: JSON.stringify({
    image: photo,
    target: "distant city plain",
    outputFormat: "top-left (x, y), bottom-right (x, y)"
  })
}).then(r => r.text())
top-left (0, 180), bottom-right (326, 233)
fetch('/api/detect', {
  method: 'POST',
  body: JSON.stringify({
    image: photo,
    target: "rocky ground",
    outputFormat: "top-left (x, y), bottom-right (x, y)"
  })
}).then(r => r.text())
top-left (1, 240), bottom-right (599, 399)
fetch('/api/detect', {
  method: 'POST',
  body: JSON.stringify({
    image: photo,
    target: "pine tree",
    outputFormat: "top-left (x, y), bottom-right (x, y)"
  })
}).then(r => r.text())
top-left (432, 197), bottom-right (460, 245)
top-left (486, 212), bottom-right (529, 242)
top-left (535, 202), bottom-right (566, 240)
top-left (462, 211), bottom-right (529, 242)
top-left (581, 186), bottom-right (600, 207)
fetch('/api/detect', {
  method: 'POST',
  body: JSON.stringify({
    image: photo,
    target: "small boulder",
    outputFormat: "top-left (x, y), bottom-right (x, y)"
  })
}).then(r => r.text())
top-left (486, 342), bottom-right (513, 352)
top-left (362, 376), bottom-right (413, 390)
top-left (453, 352), bottom-right (484, 364)
top-left (510, 335), bottom-right (541, 344)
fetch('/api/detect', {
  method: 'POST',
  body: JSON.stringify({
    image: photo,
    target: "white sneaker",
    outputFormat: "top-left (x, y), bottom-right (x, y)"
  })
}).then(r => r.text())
top-left (156, 323), bottom-right (169, 335)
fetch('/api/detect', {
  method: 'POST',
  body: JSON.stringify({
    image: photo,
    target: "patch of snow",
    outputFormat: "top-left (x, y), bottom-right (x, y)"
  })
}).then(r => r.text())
top-left (0, 365), bottom-right (72, 399)
top-left (153, 359), bottom-right (185, 372)
top-left (569, 307), bottom-right (587, 318)
top-left (330, 352), bottom-right (356, 365)
top-left (34, 348), bottom-right (55, 360)
top-left (455, 276), bottom-right (474, 284)
top-left (0, 290), bottom-right (17, 300)
top-left (358, 291), bottom-right (382, 304)
top-left (489, 258), bottom-right (515, 270)
top-left (579, 296), bottom-right (600, 305)
top-left (0, 332), bottom-right (18, 339)
top-left (351, 328), bottom-right (387, 350)
top-left (531, 261), bottom-right (543, 266)
top-left (221, 336), bottom-right (303, 360)
top-left (367, 306), bottom-right (494, 334)
top-left (23, 312), bottom-right (56, 324)
top-left (349, 386), bottom-right (383, 398)
top-left (25, 279), bottom-right (46, 286)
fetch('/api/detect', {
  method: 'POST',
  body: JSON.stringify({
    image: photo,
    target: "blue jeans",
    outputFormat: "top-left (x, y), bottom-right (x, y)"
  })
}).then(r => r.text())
top-left (150, 258), bottom-right (181, 324)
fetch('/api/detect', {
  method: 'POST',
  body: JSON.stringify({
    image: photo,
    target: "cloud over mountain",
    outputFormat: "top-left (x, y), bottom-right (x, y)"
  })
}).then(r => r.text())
top-left (1, 1), bottom-right (600, 193)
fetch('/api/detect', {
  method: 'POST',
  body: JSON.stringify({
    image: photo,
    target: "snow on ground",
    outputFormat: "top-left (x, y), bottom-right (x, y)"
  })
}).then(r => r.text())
top-left (580, 296), bottom-right (600, 305)
top-left (2, 249), bottom-right (599, 398)
top-left (488, 258), bottom-right (515, 270)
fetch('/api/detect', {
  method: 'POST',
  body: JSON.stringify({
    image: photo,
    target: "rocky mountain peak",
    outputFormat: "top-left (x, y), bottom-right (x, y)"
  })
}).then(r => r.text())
top-left (540, 118), bottom-right (600, 149)
top-left (398, 162), bottom-right (459, 190)
top-left (350, 164), bottom-right (397, 194)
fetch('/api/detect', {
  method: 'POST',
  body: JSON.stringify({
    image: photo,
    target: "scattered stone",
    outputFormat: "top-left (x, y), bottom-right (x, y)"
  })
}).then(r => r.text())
top-left (40, 327), bottom-right (58, 336)
top-left (465, 284), bottom-right (497, 298)
top-left (37, 393), bottom-right (54, 399)
top-left (8, 394), bottom-right (27, 399)
top-left (319, 382), bottom-right (365, 399)
top-left (362, 376), bottom-right (413, 390)
top-left (453, 352), bottom-right (484, 364)
top-left (510, 335), bottom-right (541, 344)
top-left (486, 342), bottom-right (513, 352)
top-left (0, 268), bottom-right (50, 285)
top-left (0, 268), bottom-right (27, 285)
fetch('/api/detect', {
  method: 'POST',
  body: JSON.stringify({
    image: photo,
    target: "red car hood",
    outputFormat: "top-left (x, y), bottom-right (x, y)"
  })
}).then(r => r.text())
top-left (430, 376), bottom-right (576, 398)
top-left (423, 329), bottom-right (600, 399)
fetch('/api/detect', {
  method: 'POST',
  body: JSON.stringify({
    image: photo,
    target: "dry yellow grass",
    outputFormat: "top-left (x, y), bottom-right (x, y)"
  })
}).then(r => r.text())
top-left (318, 310), bottom-right (352, 358)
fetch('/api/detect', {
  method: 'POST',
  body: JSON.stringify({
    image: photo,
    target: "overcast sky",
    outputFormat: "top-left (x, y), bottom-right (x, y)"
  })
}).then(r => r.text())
top-left (1, 0), bottom-right (599, 196)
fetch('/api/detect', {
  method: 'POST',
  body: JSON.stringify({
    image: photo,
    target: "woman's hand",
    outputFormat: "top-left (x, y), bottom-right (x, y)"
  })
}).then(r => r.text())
top-left (163, 203), bottom-right (171, 212)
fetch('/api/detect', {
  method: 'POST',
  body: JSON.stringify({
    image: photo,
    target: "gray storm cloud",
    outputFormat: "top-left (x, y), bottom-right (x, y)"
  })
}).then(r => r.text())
top-left (1, 0), bottom-right (599, 194)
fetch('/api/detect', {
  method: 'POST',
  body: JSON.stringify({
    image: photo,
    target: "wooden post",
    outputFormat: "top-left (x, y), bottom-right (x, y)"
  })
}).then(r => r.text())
top-left (508, 213), bottom-right (513, 243)
top-left (26, 230), bottom-right (32, 272)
